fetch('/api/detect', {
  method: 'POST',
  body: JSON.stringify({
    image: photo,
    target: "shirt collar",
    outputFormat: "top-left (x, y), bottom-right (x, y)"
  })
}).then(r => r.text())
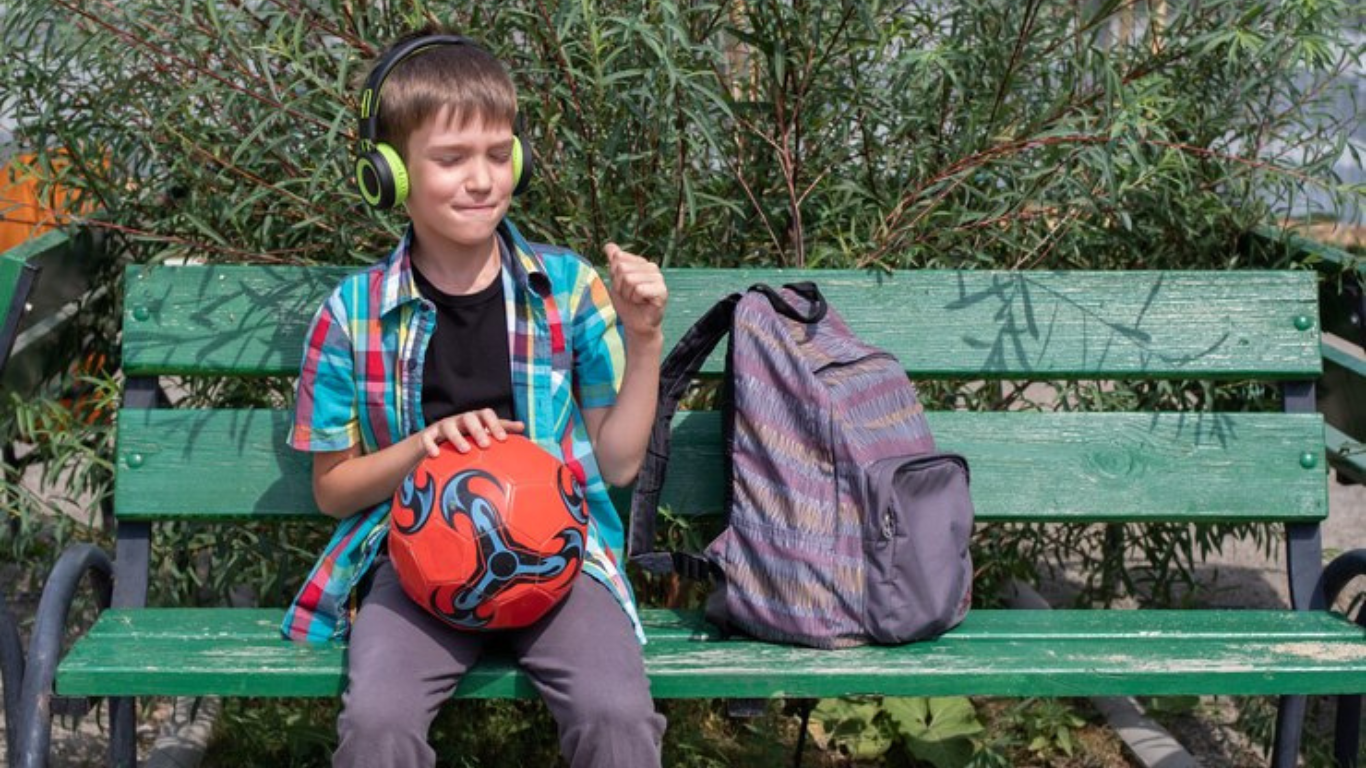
top-left (378, 218), bottom-right (551, 317)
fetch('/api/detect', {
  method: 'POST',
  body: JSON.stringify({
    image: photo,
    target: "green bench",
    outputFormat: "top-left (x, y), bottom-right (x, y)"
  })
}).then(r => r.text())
top-left (10, 263), bottom-right (1366, 767)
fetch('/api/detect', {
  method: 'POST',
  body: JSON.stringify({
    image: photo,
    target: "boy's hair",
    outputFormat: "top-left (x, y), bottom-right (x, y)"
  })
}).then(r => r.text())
top-left (363, 25), bottom-right (518, 159)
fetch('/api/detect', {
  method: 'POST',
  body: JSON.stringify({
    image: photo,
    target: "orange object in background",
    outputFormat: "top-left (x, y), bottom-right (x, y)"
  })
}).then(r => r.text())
top-left (0, 153), bottom-right (93, 253)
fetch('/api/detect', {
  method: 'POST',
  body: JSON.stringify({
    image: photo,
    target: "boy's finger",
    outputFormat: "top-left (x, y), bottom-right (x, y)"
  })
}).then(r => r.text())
top-left (634, 283), bottom-right (667, 304)
top-left (441, 420), bottom-right (469, 451)
top-left (489, 418), bottom-right (526, 441)
top-left (462, 413), bottom-right (491, 447)
top-left (612, 249), bottom-right (651, 268)
top-left (612, 260), bottom-right (652, 277)
top-left (484, 411), bottom-right (508, 441)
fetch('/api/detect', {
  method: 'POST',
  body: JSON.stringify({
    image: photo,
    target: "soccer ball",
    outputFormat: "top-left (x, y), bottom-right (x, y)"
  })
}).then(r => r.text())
top-left (388, 435), bottom-right (588, 631)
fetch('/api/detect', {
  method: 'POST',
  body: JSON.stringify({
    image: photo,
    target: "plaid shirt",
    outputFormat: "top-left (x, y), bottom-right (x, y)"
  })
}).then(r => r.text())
top-left (283, 219), bottom-right (643, 644)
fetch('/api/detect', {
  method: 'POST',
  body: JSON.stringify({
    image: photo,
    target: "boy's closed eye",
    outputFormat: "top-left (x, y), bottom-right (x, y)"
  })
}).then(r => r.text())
top-left (430, 154), bottom-right (512, 170)
top-left (427, 142), bottom-right (514, 164)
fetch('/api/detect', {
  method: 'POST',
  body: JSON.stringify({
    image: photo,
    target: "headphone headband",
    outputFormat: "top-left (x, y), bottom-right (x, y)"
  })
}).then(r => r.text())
top-left (358, 34), bottom-right (481, 150)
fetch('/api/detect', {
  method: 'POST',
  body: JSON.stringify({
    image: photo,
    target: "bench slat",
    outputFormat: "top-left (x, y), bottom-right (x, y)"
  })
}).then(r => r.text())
top-left (122, 266), bottom-right (1320, 379)
top-left (68, 607), bottom-right (1362, 643)
top-left (57, 608), bottom-right (1366, 699)
top-left (115, 409), bottom-right (1327, 523)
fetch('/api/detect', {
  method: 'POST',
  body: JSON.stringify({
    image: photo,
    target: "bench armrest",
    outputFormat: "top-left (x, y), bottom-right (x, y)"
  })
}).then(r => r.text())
top-left (1322, 548), bottom-right (1366, 619)
top-left (12, 543), bottom-right (112, 768)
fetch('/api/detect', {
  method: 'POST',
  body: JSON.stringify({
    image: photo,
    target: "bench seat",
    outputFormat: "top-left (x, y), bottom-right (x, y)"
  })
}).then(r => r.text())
top-left (58, 608), bottom-right (1366, 699)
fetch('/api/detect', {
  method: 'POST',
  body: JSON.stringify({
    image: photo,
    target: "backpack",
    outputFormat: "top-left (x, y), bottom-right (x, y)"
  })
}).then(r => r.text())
top-left (628, 282), bottom-right (974, 649)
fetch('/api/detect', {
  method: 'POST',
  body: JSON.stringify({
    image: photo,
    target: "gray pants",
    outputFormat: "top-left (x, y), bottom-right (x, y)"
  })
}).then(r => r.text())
top-left (335, 557), bottom-right (666, 768)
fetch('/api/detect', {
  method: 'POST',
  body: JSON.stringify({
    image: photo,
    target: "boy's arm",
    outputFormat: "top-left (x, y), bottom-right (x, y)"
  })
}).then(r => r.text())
top-left (313, 410), bottom-right (525, 520)
top-left (579, 243), bottom-right (667, 487)
top-left (313, 439), bottom-right (425, 520)
top-left (581, 330), bottom-right (662, 487)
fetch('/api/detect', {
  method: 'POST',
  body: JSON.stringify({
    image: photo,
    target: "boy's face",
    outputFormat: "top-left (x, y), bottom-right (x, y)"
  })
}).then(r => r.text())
top-left (404, 105), bottom-right (516, 255)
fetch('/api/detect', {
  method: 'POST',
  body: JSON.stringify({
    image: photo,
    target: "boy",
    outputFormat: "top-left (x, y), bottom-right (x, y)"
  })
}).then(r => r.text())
top-left (284, 26), bottom-right (668, 768)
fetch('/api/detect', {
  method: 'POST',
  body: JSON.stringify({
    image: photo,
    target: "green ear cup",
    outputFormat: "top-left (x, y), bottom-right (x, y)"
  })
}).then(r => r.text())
top-left (512, 127), bottom-right (534, 197)
top-left (355, 153), bottom-right (385, 208)
top-left (379, 143), bottom-right (410, 207)
top-left (354, 142), bottom-right (410, 210)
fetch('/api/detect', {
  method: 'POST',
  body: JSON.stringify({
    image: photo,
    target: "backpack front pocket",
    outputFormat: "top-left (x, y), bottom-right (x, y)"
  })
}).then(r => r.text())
top-left (860, 452), bottom-right (974, 644)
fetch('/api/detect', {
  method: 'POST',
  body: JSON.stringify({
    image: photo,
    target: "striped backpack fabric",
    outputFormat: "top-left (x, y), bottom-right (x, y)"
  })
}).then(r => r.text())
top-left (628, 282), bottom-right (974, 649)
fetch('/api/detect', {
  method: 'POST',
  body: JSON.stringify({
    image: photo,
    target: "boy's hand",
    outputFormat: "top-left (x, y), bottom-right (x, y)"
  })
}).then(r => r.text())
top-left (420, 409), bottom-right (525, 456)
top-left (605, 243), bottom-right (667, 341)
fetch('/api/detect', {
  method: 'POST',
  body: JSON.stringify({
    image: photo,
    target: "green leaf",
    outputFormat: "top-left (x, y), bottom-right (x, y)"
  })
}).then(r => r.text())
top-left (811, 697), bottom-right (894, 759)
top-left (1057, 726), bottom-right (1074, 756)
top-left (883, 697), bottom-right (983, 768)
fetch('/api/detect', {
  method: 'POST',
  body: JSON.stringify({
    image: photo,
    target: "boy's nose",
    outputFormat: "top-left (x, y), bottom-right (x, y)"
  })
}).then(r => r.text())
top-left (467, 160), bottom-right (493, 192)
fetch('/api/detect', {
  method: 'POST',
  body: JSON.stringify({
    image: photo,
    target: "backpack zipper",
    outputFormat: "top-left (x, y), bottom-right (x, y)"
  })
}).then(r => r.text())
top-left (813, 350), bottom-right (896, 376)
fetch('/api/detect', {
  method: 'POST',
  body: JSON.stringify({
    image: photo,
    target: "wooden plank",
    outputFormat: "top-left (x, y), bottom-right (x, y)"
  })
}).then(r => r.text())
top-left (1257, 225), bottom-right (1363, 275)
top-left (1320, 341), bottom-right (1366, 446)
top-left (115, 409), bottom-right (1328, 523)
top-left (0, 248), bottom-right (36, 370)
top-left (1326, 423), bottom-right (1366, 485)
top-left (1, 226), bottom-right (109, 392)
top-left (1, 228), bottom-right (104, 319)
top-left (68, 607), bottom-right (1364, 643)
top-left (0, 248), bottom-right (32, 331)
top-left (1323, 341), bottom-right (1366, 380)
top-left (0, 229), bottom-right (71, 312)
top-left (122, 266), bottom-right (1321, 379)
top-left (57, 608), bottom-right (1366, 699)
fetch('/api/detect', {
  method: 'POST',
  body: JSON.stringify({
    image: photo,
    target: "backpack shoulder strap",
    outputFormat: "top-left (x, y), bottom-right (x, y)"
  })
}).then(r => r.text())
top-left (628, 292), bottom-right (741, 575)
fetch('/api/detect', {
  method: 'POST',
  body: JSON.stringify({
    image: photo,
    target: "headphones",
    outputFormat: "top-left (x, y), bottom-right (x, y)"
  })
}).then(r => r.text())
top-left (354, 34), bottom-right (533, 210)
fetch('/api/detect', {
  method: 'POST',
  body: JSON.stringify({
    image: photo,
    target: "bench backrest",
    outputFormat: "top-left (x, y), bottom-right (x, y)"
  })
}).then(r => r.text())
top-left (113, 265), bottom-right (1328, 605)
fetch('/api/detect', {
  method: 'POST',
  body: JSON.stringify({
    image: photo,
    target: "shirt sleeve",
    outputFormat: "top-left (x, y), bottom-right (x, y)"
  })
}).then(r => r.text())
top-left (571, 266), bottom-right (625, 411)
top-left (289, 291), bottom-right (361, 452)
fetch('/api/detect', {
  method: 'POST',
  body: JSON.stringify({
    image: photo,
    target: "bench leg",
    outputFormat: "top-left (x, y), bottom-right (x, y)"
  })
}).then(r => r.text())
top-left (2, 591), bottom-right (24, 768)
top-left (109, 698), bottom-right (137, 768)
top-left (1335, 694), bottom-right (1362, 768)
top-left (107, 519), bottom-right (153, 768)
top-left (106, 383), bottom-right (158, 768)
top-left (1273, 516), bottom-right (1326, 768)
top-left (1273, 696), bottom-right (1308, 768)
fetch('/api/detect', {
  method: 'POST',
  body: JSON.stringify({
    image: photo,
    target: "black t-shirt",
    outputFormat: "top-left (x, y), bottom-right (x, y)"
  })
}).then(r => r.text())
top-left (412, 251), bottom-right (515, 428)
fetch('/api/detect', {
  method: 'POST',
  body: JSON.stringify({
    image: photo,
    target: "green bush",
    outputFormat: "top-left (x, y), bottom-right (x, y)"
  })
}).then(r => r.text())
top-left (2, 0), bottom-right (1357, 270)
